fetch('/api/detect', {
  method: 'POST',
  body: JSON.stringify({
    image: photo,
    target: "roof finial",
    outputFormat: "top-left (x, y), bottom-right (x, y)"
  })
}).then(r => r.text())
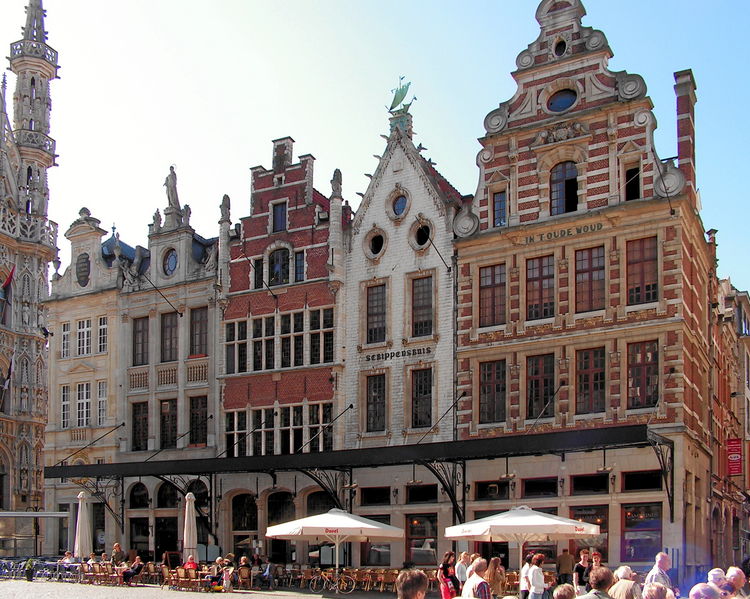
top-left (112, 223), bottom-right (116, 235)
top-left (23, 0), bottom-right (48, 43)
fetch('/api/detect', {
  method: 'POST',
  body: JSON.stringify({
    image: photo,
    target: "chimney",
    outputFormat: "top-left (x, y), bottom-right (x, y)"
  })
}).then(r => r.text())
top-left (272, 136), bottom-right (294, 173)
top-left (674, 70), bottom-right (697, 204)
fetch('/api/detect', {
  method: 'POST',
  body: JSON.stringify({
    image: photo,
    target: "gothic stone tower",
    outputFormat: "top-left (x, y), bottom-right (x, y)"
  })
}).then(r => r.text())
top-left (0, 0), bottom-right (59, 526)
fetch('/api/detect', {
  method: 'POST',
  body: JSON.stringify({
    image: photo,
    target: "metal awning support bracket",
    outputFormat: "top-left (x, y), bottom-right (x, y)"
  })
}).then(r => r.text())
top-left (647, 429), bottom-right (675, 522)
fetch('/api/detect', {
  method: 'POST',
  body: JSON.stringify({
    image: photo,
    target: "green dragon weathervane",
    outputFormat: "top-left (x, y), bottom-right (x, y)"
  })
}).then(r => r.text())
top-left (388, 76), bottom-right (416, 114)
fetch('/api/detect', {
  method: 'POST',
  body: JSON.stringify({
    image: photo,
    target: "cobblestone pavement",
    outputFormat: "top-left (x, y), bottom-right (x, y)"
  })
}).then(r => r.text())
top-left (0, 580), bottom-right (405, 599)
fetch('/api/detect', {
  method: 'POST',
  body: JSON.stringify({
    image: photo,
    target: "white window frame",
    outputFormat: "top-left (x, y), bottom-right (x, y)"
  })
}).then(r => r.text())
top-left (97, 316), bottom-right (108, 353)
top-left (61, 385), bottom-right (70, 429)
top-left (97, 380), bottom-right (107, 425)
top-left (77, 319), bottom-right (92, 356)
top-left (61, 322), bottom-right (70, 358)
top-left (76, 382), bottom-right (91, 427)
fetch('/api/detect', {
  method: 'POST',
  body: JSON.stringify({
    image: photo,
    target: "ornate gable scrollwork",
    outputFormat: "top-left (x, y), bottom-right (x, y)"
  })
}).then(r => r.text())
top-left (453, 204), bottom-right (479, 238)
top-left (654, 160), bottom-right (686, 198)
top-left (616, 71), bottom-right (647, 102)
top-left (484, 103), bottom-right (509, 134)
top-left (531, 120), bottom-right (590, 147)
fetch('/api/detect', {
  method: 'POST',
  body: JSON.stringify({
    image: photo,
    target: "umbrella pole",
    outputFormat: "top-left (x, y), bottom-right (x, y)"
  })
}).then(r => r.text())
top-left (335, 540), bottom-right (340, 594)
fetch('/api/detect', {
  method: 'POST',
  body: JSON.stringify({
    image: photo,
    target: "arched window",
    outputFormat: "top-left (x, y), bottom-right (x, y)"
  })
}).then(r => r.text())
top-left (550, 161), bottom-right (578, 215)
top-left (129, 482), bottom-right (149, 508)
top-left (29, 119), bottom-right (34, 131)
top-left (30, 77), bottom-right (36, 100)
top-left (268, 249), bottom-right (289, 286)
top-left (187, 479), bottom-right (209, 508)
top-left (232, 493), bottom-right (258, 531)
top-left (267, 491), bottom-right (295, 526)
top-left (306, 490), bottom-right (335, 516)
top-left (26, 167), bottom-right (33, 186)
top-left (157, 482), bottom-right (179, 508)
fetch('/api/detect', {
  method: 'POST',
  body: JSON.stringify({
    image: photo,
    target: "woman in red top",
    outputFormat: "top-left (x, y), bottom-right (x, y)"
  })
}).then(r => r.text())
top-left (438, 551), bottom-right (461, 599)
top-left (183, 555), bottom-right (199, 569)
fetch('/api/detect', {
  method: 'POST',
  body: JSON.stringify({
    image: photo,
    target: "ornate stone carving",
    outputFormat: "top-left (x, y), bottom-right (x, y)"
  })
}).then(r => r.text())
top-left (633, 109), bottom-right (655, 129)
top-left (532, 120), bottom-right (589, 146)
top-left (484, 104), bottom-right (509, 134)
top-left (585, 30), bottom-right (607, 51)
top-left (516, 50), bottom-right (534, 69)
top-left (654, 161), bottom-right (686, 198)
top-left (452, 204), bottom-right (479, 238)
top-left (476, 147), bottom-right (493, 166)
top-left (616, 72), bottom-right (647, 101)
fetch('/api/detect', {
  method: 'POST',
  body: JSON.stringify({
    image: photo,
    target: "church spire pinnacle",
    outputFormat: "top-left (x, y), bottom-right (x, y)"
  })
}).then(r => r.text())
top-left (22, 0), bottom-right (48, 44)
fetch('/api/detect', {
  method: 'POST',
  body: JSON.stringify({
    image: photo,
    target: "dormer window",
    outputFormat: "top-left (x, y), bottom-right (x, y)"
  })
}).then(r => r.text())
top-left (272, 202), bottom-right (287, 233)
top-left (550, 161), bottom-right (578, 215)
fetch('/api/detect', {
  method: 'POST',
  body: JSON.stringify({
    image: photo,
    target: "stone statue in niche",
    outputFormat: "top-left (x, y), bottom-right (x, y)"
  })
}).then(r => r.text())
top-left (164, 165), bottom-right (180, 210)
top-left (204, 243), bottom-right (218, 272)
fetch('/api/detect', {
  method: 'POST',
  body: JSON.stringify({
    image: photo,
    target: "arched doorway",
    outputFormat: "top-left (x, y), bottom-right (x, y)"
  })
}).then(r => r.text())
top-left (306, 491), bottom-right (339, 567)
top-left (267, 491), bottom-right (295, 564)
top-left (128, 483), bottom-right (150, 558)
top-left (231, 493), bottom-right (258, 559)
top-left (187, 480), bottom-right (210, 547)
top-left (155, 482), bottom-right (178, 561)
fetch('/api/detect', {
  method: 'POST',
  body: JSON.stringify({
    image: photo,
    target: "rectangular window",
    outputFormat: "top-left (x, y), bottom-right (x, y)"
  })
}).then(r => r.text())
top-left (627, 237), bottom-right (658, 305)
top-left (61, 385), bottom-right (70, 429)
top-left (294, 312), bottom-right (305, 366)
top-left (493, 190), bottom-right (507, 227)
top-left (479, 264), bottom-right (506, 327)
top-left (571, 473), bottom-right (609, 495)
top-left (575, 246), bottom-right (605, 312)
top-left (360, 487), bottom-right (391, 506)
top-left (527, 353), bottom-right (554, 419)
top-left (224, 410), bottom-right (247, 458)
top-left (294, 251), bottom-right (305, 282)
top-left (622, 470), bottom-right (662, 492)
top-left (61, 322), bottom-right (70, 358)
top-left (272, 202), bottom-right (287, 232)
top-left (278, 405), bottom-right (304, 454)
top-left (411, 276), bottom-right (433, 337)
top-left (622, 503), bottom-right (662, 562)
top-left (406, 514), bottom-right (438, 566)
top-left (132, 317), bottom-right (149, 366)
top-left (523, 477), bottom-right (558, 497)
top-left (253, 259), bottom-right (264, 290)
top-left (225, 321), bottom-right (247, 375)
top-left (625, 166), bottom-right (641, 201)
top-left (309, 308), bottom-right (334, 364)
top-left (527, 255), bottom-right (555, 320)
top-left (366, 374), bottom-right (386, 432)
top-left (252, 408), bottom-right (275, 455)
top-left (627, 340), bottom-right (659, 409)
top-left (406, 484), bottom-right (438, 504)
top-left (160, 399), bottom-right (177, 449)
top-left (479, 360), bottom-right (506, 423)
top-left (77, 318), bottom-right (92, 356)
top-left (161, 312), bottom-right (179, 362)
top-left (189, 307), bottom-right (208, 356)
top-left (190, 396), bottom-right (208, 446)
top-left (132, 402), bottom-right (148, 451)
top-left (361, 514), bottom-right (391, 566)
top-left (576, 347), bottom-right (605, 414)
top-left (570, 505), bottom-right (609, 561)
top-left (97, 316), bottom-right (108, 353)
top-left (308, 402), bottom-right (333, 453)
top-left (76, 382), bottom-right (91, 427)
top-left (366, 284), bottom-right (386, 344)
top-left (97, 381), bottom-right (107, 426)
top-left (411, 368), bottom-right (432, 428)
top-left (474, 481), bottom-right (510, 501)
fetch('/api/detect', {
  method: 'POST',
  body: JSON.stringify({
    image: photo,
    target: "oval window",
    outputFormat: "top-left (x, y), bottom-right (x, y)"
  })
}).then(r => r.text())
top-left (554, 40), bottom-right (567, 57)
top-left (163, 248), bottom-right (178, 276)
top-left (370, 234), bottom-right (384, 256)
top-left (547, 89), bottom-right (577, 112)
top-left (415, 225), bottom-right (431, 247)
top-left (392, 195), bottom-right (407, 217)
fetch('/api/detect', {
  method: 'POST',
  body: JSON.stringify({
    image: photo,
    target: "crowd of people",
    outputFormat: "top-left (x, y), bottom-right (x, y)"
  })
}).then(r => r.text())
top-left (398, 550), bottom-right (750, 599)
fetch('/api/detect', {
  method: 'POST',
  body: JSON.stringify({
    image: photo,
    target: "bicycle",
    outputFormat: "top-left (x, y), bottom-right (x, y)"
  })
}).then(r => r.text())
top-left (309, 569), bottom-right (356, 594)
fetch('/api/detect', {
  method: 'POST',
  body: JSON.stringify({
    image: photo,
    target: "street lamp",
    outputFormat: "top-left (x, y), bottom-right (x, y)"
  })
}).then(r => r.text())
top-left (26, 497), bottom-right (42, 556)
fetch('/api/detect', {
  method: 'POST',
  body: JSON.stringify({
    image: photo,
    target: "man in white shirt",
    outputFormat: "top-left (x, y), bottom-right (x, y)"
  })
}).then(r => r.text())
top-left (644, 552), bottom-right (671, 589)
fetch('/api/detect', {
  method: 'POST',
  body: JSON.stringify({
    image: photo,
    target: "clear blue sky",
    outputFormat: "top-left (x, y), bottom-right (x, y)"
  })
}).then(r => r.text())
top-left (2, 0), bottom-right (747, 290)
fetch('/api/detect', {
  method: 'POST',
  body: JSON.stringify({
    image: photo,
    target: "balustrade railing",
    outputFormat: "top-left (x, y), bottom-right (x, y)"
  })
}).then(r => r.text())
top-left (156, 364), bottom-right (177, 387)
top-left (186, 358), bottom-right (208, 383)
top-left (128, 368), bottom-right (148, 391)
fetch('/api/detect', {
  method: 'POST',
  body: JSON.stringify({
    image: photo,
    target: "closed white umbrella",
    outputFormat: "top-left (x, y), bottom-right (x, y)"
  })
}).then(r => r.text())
top-left (266, 508), bottom-right (404, 580)
top-left (73, 491), bottom-right (92, 559)
top-left (183, 492), bottom-right (198, 563)
top-left (445, 505), bottom-right (600, 568)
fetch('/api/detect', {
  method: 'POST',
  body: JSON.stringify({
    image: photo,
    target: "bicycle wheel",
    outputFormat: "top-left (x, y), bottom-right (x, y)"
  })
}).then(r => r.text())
top-left (339, 575), bottom-right (356, 594)
top-left (309, 575), bottom-right (325, 593)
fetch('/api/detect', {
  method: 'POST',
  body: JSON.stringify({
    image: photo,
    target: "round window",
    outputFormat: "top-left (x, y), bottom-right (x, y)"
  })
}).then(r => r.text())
top-left (369, 234), bottom-right (384, 256)
top-left (163, 248), bottom-right (178, 276)
top-left (392, 195), bottom-right (407, 217)
top-left (415, 224), bottom-right (431, 247)
top-left (547, 89), bottom-right (577, 112)
top-left (554, 40), bottom-right (567, 57)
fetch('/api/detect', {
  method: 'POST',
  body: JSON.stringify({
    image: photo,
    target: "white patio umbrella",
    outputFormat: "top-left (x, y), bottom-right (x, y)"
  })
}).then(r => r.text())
top-left (265, 508), bottom-right (404, 578)
top-left (73, 491), bottom-right (92, 559)
top-left (445, 505), bottom-right (600, 568)
top-left (183, 492), bottom-right (198, 563)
